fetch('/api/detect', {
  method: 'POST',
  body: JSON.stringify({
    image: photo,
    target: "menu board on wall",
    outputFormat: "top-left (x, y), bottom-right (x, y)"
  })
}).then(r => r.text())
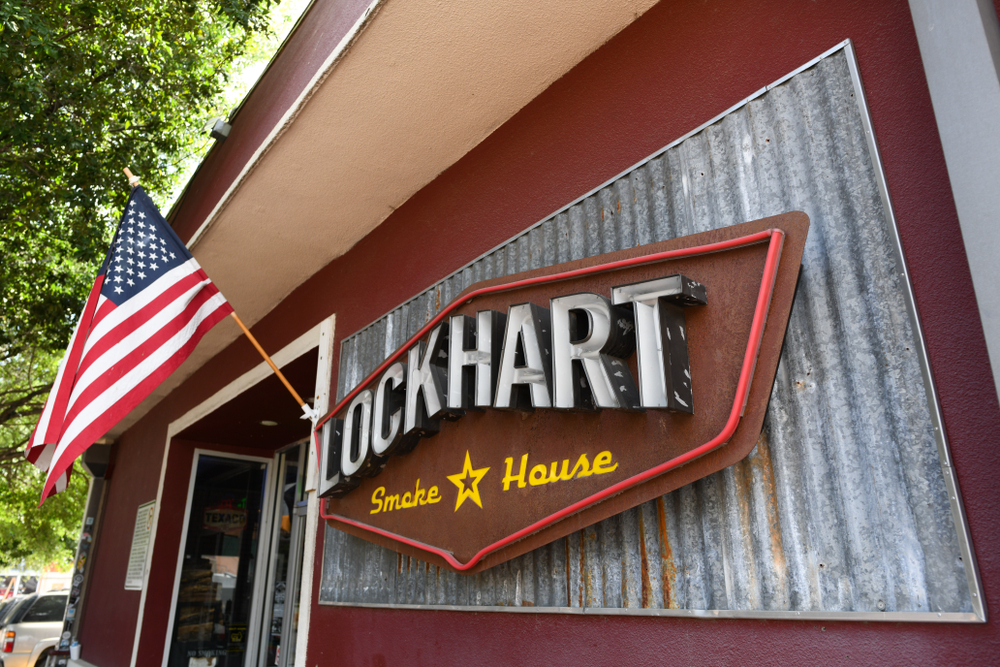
top-left (124, 500), bottom-right (155, 590)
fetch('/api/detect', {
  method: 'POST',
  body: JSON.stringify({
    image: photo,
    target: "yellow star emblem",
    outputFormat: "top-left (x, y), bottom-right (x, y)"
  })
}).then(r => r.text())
top-left (446, 451), bottom-right (490, 511)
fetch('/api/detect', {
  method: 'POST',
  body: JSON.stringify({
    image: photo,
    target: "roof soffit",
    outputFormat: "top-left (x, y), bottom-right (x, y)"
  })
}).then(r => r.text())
top-left (111, 0), bottom-right (659, 437)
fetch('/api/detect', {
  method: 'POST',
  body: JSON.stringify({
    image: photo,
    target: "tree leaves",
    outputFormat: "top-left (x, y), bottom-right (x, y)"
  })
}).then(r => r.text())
top-left (0, 349), bottom-right (84, 570)
top-left (0, 0), bottom-right (277, 568)
top-left (1, 0), bottom-right (276, 355)
top-left (0, 462), bottom-right (88, 570)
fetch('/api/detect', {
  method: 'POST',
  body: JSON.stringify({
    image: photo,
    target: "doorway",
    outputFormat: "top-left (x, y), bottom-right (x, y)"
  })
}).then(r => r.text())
top-left (165, 443), bottom-right (308, 667)
top-left (257, 442), bottom-right (307, 667)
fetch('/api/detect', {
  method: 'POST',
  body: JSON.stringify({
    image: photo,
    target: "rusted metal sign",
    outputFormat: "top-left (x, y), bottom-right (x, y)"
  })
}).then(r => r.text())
top-left (316, 213), bottom-right (808, 574)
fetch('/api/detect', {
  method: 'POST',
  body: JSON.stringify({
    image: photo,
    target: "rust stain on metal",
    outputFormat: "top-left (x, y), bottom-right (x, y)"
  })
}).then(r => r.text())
top-left (638, 509), bottom-right (653, 608)
top-left (621, 551), bottom-right (628, 607)
top-left (751, 431), bottom-right (788, 586)
top-left (579, 531), bottom-right (586, 608)
top-left (733, 446), bottom-right (758, 606)
top-left (565, 537), bottom-right (572, 607)
top-left (656, 496), bottom-right (677, 609)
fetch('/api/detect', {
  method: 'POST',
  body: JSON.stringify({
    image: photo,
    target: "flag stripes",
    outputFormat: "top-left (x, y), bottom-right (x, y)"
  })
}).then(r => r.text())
top-left (28, 186), bottom-right (234, 502)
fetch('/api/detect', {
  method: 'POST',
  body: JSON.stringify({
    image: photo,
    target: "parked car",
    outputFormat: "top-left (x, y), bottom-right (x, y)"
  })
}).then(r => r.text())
top-left (0, 598), bottom-right (24, 627)
top-left (0, 593), bottom-right (66, 667)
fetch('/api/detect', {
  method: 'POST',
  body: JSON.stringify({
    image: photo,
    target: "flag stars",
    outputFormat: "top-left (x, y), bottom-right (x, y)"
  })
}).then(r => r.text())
top-left (114, 286), bottom-right (123, 294)
top-left (138, 272), bottom-right (146, 280)
top-left (127, 268), bottom-right (134, 276)
top-left (127, 258), bottom-right (134, 266)
top-left (127, 278), bottom-right (135, 287)
top-left (169, 252), bottom-right (176, 259)
top-left (151, 263), bottom-right (159, 271)
top-left (138, 212), bottom-right (146, 219)
top-left (114, 275), bottom-right (122, 283)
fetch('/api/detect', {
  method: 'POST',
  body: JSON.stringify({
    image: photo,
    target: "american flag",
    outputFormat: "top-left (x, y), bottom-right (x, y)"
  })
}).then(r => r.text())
top-left (27, 186), bottom-right (233, 501)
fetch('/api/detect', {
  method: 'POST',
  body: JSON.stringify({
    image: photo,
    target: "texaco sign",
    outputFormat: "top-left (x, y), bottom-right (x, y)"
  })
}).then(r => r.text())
top-left (316, 213), bottom-right (808, 574)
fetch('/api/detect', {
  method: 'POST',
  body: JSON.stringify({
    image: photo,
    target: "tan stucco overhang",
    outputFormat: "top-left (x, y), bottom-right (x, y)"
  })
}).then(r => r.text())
top-left (110, 0), bottom-right (659, 437)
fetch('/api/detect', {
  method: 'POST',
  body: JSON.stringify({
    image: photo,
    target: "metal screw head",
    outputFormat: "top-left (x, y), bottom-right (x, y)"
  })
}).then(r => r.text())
top-left (876, 600), bottom-right (887, 611)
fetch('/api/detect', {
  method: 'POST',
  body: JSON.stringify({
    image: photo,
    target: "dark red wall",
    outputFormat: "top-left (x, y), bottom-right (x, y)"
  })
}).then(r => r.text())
top-left (81, 0), bottom-right (1000, 665)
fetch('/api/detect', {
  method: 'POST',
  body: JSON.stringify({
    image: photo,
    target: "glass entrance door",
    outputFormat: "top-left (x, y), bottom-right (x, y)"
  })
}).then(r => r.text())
top-left (258, 443), bottom-right (307, 667)
top-left (166, 445), bottom-right (308, 667)
top-left (167, 455), bottom-right (270, 667)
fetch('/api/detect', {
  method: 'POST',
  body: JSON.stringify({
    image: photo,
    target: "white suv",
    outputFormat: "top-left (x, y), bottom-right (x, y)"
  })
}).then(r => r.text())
top-left (0, 593), bottom-right (67, 667)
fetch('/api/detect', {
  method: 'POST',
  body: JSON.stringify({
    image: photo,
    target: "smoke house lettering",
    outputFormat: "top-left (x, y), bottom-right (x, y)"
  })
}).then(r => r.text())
top-left (502, 450), bottom-right (619, 491)
top-left (319, 274), bottom-right (707, 499)
top-left (370, 479), bottom-right (441, 514)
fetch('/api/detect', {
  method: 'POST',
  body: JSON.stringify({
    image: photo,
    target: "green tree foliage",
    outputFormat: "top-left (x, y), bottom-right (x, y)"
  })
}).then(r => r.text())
top-left (0, 348), bottom-right (88, 569)
top-left (1, 0), bottom-right (275, 353)
top-left (0, 463), bottom-right (88, 570)
top-left (0, 0), bottom-right (278, 568)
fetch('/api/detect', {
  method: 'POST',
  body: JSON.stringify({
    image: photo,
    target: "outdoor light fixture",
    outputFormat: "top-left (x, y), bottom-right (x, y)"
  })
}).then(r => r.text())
top-left (203, 117), bottom-right (231, 141)
top-left (260, 420), bottom-right (279, 427)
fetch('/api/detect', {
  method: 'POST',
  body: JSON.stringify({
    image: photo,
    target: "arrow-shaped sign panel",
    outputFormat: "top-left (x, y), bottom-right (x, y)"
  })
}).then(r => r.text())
top-left (317, 213), bottom-right (809, 574)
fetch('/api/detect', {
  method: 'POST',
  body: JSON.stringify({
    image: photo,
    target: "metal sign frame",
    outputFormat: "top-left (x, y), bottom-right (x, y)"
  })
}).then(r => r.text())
top-left (317, 40), bottom-right (984, 621)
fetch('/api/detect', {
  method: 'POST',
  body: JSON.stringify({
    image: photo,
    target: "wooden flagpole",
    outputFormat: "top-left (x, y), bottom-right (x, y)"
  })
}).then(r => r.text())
top-left (122, 167), bottom-right (317, 421)
top-left (228, 311), bottom-right (315, 417)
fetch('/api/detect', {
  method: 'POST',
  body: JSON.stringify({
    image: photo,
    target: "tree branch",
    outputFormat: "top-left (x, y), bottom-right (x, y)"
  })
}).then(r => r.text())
top-left (0, 384), bottom-right (52, 425)
top-left (0, 434), bottom-right (30, 464)
top-left (55, 21), bottom-right (99, 43)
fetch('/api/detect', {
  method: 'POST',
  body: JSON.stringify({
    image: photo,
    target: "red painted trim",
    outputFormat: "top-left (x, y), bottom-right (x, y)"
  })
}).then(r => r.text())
top-left (320, 228), bottom-right (784, 570)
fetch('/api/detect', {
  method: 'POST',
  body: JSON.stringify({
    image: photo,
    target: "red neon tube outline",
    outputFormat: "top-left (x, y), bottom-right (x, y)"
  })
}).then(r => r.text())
top-left (316, 228), bottom-right (785, 571)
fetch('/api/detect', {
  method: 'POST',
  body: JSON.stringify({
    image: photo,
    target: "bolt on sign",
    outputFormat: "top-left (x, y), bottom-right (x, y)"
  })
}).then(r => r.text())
top-left (316, 213), bottom-right (808, 574)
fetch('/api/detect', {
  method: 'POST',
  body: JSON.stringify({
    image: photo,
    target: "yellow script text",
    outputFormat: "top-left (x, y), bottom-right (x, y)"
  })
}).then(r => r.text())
top-left (502, 451), bottom-right (618, 491)
top-left (370, 479), bottom-right (441, 514)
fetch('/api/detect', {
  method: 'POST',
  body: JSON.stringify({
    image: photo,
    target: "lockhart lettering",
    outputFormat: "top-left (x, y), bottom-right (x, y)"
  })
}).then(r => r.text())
top-left (318, 274), bottom-right (706, 498)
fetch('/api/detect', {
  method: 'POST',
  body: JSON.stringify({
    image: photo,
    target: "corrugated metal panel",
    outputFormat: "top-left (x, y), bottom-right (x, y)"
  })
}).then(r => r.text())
top-left (319, 47), bottom-right (974, 615)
